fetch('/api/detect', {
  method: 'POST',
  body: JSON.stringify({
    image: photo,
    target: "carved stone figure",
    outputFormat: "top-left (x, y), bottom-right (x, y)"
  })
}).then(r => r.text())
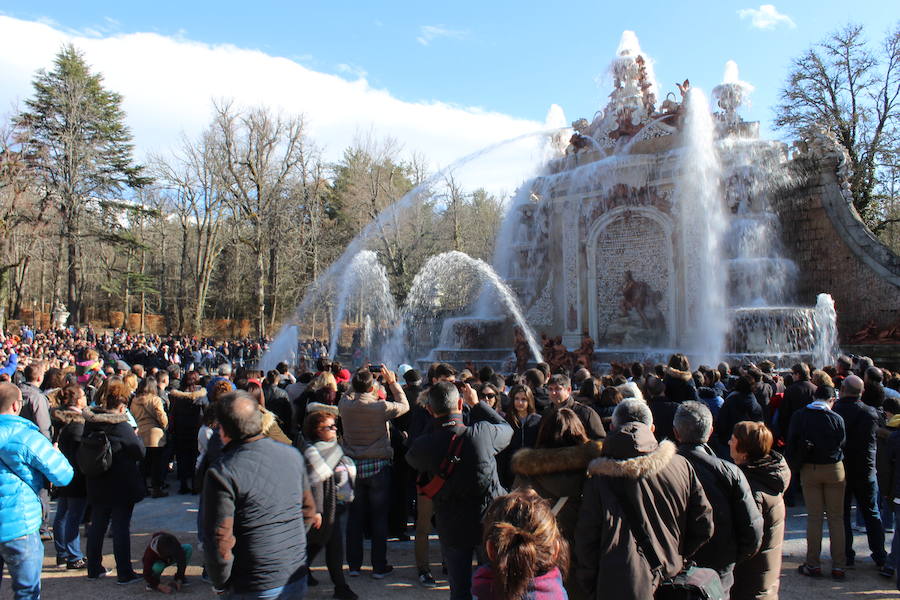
top-left (51, 299), bottom-right (69, 330)
top-left (513, 327), bottom-right (530, 373)
top-left (575, 331), bottom-right (594, 369)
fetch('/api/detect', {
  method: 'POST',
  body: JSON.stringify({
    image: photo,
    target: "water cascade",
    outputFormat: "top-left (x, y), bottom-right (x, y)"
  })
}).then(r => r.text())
top-left (328, 250), bottom-right (398, 359)
top-left (385, 251), bottom-right (543, 370)
top-left (675, 88), bottom-right (728, 365)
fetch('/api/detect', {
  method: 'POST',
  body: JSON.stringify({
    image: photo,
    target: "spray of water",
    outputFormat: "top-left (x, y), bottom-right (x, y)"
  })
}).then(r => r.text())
top-left (386, 251), bottom-right (543, 364)
top-left (675, 88), bottom-right (728, 365)
top-left (328, 250), bottom-right (397, 358)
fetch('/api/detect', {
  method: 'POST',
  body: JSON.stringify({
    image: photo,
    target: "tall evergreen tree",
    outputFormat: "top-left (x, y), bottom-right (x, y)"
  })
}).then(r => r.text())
top-left (15, 44), bottom-right (148, 321)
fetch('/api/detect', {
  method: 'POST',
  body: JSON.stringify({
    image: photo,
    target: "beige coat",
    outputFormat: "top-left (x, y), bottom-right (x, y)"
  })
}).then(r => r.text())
top-left (130, 394), bottom-right (168, 447)
top-left (338, 382), bottom-right (409, 460)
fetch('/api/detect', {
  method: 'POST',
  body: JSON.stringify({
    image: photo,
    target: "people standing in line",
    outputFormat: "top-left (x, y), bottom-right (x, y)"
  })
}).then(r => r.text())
top-left (788, 384), bottom-right (847, 579)
top-left (202, 391), bottom-right (317, 599)
top-left (50, 384), bottom-right (90, 570)
top-left (298, 411), bottom-right (358, 600)
top-left (674, 402), bottom-right (763, 598)
top-left (338, 367), bottom-right (409, 579)
top-left (730, 421), bottom-right (791, 600)
top-left (406, 381), bottom-right (512, 600)
top-left (574, 399), bottom-right (713, 600)
top-left (0, 381), bottom-right (73, 599)
top-left (83, 380), bottom-right (146, 584)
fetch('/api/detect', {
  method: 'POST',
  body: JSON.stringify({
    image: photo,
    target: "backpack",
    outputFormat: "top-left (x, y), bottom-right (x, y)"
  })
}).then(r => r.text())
top-left (77, 429), bottom-right (113, 476)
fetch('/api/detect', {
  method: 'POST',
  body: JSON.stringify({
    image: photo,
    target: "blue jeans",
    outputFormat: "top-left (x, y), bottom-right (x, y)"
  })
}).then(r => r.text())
top-left (87, 503), bottom-right (136, 579)
top-left (53, 496), bottom-right (88, 562)
top-left (0, 532), bottom-right (44, 600)
top-left (844, 477), bottom-right (887, 565)
top-left (346, 466), bottom-right (391, 572)
top-left (223, 574), bottom-right (307, 599)
top-left (440, 540), bottom-right (475, 600)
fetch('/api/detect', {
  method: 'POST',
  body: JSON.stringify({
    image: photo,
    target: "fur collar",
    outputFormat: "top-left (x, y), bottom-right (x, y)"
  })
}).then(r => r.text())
top-left (588, 439), bottom-right (677, 479)
top-left (169, 388), bottom-right (207, 400)
top-left (50, 407), bottom-right (85, 425)
top-left (82, 406), bottom-right (129, 424)
top-left (512, 440), bottom-right (604, 476)
top-left (665, 366), bottom-right (692, 381)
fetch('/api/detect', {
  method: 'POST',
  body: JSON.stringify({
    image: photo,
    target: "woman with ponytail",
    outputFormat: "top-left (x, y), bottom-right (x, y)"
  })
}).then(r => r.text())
top-left (472, 488), bottom-right (569, 600)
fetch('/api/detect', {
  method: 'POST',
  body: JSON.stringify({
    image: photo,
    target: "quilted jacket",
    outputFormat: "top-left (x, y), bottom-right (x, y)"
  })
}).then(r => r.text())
top-left (0, 414), bottom-right (73, 542)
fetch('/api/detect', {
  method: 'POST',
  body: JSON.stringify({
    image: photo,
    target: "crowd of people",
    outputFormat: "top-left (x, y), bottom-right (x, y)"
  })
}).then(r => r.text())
top-left (1, 324), bottom-right (900, 600)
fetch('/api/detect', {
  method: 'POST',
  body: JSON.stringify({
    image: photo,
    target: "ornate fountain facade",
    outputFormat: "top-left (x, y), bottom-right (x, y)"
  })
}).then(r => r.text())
top-left (489, 39), bottom-right (866, 368)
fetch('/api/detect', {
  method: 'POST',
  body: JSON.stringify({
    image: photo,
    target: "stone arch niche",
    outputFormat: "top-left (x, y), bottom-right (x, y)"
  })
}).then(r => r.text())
top-left (586, 206), bottom-right (676, 349)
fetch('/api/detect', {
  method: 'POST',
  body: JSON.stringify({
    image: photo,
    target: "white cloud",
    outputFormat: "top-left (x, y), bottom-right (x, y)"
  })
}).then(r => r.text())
top-left (416, 25), bottom-right (468, 46)
top-left (336, 62), bottom-right (367, 80)
top-left (0, 16), bottom-right (541, 173)
top-left (737, 5), bottom-right (796, 30)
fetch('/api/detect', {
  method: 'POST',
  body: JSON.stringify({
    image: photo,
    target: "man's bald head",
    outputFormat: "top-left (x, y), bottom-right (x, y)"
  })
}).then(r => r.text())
top-left (841, 374), bottom-right (864, 398)
top-left (216, 391), bottom-right (263, 441)
top-left (0, 382), bottom-right (23, 415)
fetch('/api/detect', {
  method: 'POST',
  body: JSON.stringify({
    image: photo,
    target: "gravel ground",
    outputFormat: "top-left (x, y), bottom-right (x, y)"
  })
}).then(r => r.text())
top-left (3, 495), bottom-right (899, 599)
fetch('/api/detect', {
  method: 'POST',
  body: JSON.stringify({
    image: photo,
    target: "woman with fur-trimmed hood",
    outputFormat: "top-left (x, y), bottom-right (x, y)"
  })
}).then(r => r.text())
top-left (663, 353), bottom-right (700, 404)
top-left (512, 408), bottom-right (602, 600)
top-left (574, 399), bottom-right (713, 600)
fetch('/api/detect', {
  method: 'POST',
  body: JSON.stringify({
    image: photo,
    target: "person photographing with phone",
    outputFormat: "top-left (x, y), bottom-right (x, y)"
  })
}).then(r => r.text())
top-left (406, 379), bottom-right (512, 600)
top-left (338, 366), bottom-right (409, 579)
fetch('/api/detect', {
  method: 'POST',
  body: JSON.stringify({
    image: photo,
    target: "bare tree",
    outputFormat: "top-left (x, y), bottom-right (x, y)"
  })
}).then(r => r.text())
top-left (776, 23), bottom-right (900, 226)
top-left (214, 101), bottom-right (311, 336)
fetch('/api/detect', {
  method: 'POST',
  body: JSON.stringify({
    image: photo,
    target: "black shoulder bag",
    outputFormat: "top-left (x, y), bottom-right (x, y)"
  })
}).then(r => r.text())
top-left (608, 478), bottom-right (724, 600)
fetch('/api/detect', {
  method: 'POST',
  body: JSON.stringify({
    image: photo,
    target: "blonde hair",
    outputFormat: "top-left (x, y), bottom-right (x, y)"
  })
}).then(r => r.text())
top-left (122, 373), bottom-right (138, 396)
top-left (811, 369), bottom-right (834, 389)
top-left (310, 371), bottom-right (337, 392)
top-left (482, 489), bottom-right (568, 600)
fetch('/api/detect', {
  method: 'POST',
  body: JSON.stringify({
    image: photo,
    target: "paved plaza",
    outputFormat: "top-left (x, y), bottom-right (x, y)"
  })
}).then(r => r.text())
top-left (2, 495), bottom-right (898, 600)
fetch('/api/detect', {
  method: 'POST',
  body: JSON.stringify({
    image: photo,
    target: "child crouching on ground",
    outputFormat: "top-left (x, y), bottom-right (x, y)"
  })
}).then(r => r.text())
top-left (471, 488), bottom-right (569, 600)
top-left (143, 531), bottom-right (191, 594)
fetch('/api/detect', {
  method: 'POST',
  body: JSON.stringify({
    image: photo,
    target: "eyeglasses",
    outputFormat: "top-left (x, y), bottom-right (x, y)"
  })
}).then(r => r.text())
top-left (482, 393), bottom-right (496, 399)
top-left (318, 424), bottom-right (338, 431)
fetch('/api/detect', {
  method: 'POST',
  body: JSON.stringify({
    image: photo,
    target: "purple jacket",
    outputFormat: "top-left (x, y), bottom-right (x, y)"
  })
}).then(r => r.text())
top-left (472, 565), bottom-right (568, 600)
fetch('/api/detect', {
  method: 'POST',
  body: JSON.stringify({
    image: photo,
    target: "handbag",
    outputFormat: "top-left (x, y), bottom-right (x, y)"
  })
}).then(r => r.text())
top-left (609, 478), bottom-right (724, 600)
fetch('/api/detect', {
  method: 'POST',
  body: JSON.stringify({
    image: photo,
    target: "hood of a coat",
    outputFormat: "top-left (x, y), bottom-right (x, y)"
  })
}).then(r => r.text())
top-left (170, 387), bottom-right (207, 402)
top-left (589, 422), bottom-right (676, 479)
top-left (511, 440), bottom-right (604, 476)
top-left (50, 407), bottom-right (84, 425)
top-left (665, 366), bottom-right (692, 381)
top-left (82, 406), bottom-right (129, 424)
top-left (740, 451), bottom-right (790, 496)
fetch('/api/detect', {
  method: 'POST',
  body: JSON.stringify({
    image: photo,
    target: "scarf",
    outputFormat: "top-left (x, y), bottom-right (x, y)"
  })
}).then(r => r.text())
top-left (304, 440), bottom-right (345, 484)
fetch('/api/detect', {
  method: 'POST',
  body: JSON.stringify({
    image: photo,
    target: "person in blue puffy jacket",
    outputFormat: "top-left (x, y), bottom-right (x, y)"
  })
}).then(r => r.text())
top-left (0, 381), bottom-right (74, 599)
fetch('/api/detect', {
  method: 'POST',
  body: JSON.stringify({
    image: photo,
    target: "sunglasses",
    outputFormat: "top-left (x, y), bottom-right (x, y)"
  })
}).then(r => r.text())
top-left (318, 424), bottom-right (338, 431)
top-left (482, 393), bottom-right (496, 399)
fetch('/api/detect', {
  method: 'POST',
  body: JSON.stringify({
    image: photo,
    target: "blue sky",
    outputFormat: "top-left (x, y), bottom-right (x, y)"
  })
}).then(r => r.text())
top-left (0, 1), bottom-right (894, 166)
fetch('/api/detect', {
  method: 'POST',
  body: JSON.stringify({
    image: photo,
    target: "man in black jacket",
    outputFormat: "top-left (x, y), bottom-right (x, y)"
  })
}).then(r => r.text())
top-left (833, 375), bottom-right (887, 568)
top-left (203, 391), bottom-right (317, 598)
top-left (545, 374), bottom-right (606, 440)
top-left (674, 402), bottom-right (763, 597)
top-left (406, 381), bottom-right (512, 600)
top-left (777, 363), bottom-right (816, 440)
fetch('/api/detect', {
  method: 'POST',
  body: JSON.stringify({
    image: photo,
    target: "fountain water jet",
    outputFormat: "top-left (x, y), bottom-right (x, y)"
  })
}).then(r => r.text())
top-left (675, 88), bottom-right (728, 365)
